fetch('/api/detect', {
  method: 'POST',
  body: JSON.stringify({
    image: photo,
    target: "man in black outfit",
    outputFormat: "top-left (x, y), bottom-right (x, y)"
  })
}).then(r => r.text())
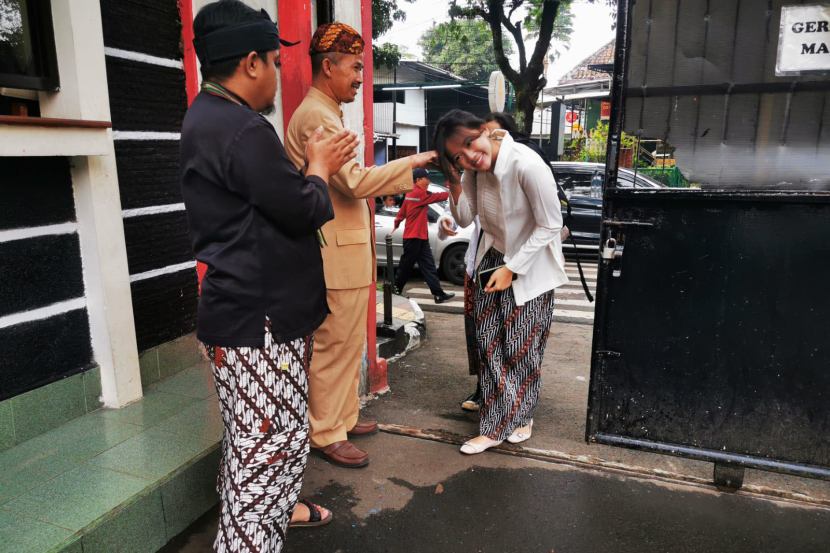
top-left (179, 1), bottom-right (359, 549)
top-left (393, 168), bottom-right (456, 304)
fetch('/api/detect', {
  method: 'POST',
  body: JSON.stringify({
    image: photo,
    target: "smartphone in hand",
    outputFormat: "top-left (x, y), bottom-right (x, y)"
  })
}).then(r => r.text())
top-left (477, 264), bottom-right (517, 292)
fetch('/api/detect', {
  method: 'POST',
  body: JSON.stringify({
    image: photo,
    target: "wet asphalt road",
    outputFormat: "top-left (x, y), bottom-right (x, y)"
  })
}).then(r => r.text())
top-left (162, 432), bottom-right (830, 553)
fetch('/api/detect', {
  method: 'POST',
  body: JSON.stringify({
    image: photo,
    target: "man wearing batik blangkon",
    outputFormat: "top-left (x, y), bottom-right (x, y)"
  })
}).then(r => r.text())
top-left (179, 2), bottom-right (359, 551)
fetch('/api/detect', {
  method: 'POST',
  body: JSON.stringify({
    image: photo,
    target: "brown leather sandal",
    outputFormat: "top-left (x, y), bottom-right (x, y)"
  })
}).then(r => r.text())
top-left (289, 499), bottom-right (333, 528)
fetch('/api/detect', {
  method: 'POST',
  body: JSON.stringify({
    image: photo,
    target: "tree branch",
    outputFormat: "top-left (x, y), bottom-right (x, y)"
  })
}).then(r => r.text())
top-left (500, 12), bottom-right (526, 74)
top-left (526, 0), bottom-right (560, 89)
top-left (507, 0), bottom-right (524, 20)
top-left (481, 0), bottom-right (520, 83)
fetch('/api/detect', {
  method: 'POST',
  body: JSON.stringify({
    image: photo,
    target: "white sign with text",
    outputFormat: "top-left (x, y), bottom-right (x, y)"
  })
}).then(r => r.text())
top-left (777, 5), bottom-right (830, 75)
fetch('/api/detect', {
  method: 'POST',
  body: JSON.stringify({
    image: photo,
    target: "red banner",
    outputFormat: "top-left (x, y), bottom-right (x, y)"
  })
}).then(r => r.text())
top-left (601, 101), bottom-right (611, 120)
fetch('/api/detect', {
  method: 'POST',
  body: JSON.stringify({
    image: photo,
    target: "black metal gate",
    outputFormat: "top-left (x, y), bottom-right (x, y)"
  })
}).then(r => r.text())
top-left (586, 0), bottom-right (830, 489)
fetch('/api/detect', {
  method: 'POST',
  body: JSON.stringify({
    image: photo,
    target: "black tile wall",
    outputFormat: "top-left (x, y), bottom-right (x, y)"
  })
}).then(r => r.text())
top-left (105, 57), bottom-right (188, 133)
top-left (114, 140), bottom-right (183, 210)
top-left (0, 234), bottom-right (85, 318)
top-left (0, 157), bottom-right (75, 231)
top-left (123, 211), bottom-right (194, 275)
top-left (100, 0), bottom-right (182, 60)
top-left (131, 269), bottom-right (198, 351)
top-left (0, 309), bottom-right (94, 402)
top-left (101, 1), bottom-right (196, 353)
top-left (0, 155), bottom-right (92, 400)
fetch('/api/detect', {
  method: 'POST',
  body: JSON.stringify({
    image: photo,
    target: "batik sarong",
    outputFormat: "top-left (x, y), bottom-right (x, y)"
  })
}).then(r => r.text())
top-left (204, 318), bottom-right (313, 553)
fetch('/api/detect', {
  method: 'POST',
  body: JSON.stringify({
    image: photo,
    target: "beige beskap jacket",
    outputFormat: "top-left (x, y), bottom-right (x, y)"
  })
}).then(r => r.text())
top-left (285, 87), bottom-right (413, 289)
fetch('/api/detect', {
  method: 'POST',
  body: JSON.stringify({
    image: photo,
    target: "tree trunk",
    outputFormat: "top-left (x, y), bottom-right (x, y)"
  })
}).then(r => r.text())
top-left (512, 84), bottom-right (539, 136)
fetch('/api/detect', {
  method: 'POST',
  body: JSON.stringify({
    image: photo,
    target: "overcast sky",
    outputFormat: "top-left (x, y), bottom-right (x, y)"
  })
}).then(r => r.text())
top-left (377, 0), bottom-right (617, 85)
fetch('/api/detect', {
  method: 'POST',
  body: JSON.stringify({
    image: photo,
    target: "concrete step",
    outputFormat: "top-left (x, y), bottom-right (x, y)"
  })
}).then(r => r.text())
top-left (0, 364), bottom-right (222, 552)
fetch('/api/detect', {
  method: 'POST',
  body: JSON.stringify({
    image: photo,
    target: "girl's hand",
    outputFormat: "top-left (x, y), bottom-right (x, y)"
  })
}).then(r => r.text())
top-left (485, 266), bottom-right (514, 293)
top-left (448, 179), bottom-right (463, 204)
top-left (447, 162), bottom-right (462, 185)
top-left (440, 218), bottom-right (458, 237)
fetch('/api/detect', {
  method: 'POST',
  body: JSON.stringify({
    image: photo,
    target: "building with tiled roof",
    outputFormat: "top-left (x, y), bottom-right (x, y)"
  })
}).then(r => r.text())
top-left (558, 39), bottom-right (615, 85)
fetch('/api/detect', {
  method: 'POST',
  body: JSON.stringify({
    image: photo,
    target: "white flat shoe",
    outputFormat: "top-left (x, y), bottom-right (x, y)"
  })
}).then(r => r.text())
top-left (460, 437), bottom-right (503, 455)
top-left (507, 420), bottom-right (533, 444)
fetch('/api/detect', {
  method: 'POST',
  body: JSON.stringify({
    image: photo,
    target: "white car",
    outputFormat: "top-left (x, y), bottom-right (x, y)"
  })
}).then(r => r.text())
top-left (374, 184), bottom-right (473, 286)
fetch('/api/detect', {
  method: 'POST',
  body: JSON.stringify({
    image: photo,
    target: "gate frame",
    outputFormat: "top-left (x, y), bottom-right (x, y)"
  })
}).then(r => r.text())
top-left (584, 0), bottom-right (830, 490)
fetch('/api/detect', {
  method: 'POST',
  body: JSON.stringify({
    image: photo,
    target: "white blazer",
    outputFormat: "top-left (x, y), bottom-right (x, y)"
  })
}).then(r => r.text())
top-left (449, 132), bottom-right (569, 305)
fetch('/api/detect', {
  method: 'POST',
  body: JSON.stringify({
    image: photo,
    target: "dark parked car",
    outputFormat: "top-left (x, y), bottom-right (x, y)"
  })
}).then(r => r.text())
top-left (551, 162), bottom-right (665, 252)
top-left (402, 163), bottom-right (664, 280)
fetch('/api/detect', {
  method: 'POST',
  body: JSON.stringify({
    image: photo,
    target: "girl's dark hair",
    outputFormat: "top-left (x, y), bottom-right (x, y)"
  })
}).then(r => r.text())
top-left (432, 109), bottom-right (486, 178)
top-left (484, 112), bottom-right (519, 134)
top-left (485, 111), bottom-right (532, 143)
top-left (193, 0), bottom-right (270, 82)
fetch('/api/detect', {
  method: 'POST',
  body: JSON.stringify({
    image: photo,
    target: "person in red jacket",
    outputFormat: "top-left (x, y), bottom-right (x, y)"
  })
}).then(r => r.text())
top-left (393, 168), bottom-right (456, 304)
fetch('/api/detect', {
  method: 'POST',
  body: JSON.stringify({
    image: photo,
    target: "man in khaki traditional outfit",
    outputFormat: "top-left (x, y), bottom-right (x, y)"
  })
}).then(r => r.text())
top-left (286, 23), bottom-right (437, 468)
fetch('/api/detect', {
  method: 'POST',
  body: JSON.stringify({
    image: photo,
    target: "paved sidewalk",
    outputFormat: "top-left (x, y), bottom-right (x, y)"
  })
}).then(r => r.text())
top-left (374, 289), bottom-right (425, 324)
top-left (373, 290), bottom-right (426, 366)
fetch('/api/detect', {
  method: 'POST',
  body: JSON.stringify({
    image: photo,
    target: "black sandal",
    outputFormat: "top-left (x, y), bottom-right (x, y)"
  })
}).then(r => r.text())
top-left (289, 499), bottom-right (333, 528)
top-left (461, 389), bottom-right (481, 411)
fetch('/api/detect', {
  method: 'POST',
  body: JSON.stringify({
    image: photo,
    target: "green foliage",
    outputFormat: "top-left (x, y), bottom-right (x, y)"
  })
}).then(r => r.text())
top-left (449, 0), bottom-right (574, 41)
top-left (447, 0), bottom-right (579, 133)
top-left (418, 20), bottom-right (514, 81)
top-left (374, 43), bottom-right (405, 69)
top-left (561, 136), bottom-right (584, 161)
top-left (546, 6), bottom-right (573, 62)
top-left (579, 122), bottom-right (636, 162)
top-left (372, 0), bottom-right (415, 67)
top-left (637, 167), bottom-right (694, 188)
top-left (523, 2), bottom-right (574, 44)
top-left (561, 122), bottom-right (637, 162)
top-left (372, 0), bottom-right (414, 40)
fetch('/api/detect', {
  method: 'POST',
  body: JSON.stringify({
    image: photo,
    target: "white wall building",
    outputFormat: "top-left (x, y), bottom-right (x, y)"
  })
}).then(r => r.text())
top-left (373, 61), bottom-right (468, 165)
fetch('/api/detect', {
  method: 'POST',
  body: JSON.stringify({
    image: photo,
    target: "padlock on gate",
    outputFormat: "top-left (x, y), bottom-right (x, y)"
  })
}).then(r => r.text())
top-left (601, 237), bottom-right (616, 261)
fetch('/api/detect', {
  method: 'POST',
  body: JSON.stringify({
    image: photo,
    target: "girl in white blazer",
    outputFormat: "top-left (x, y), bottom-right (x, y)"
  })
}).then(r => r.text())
top-left (435, 110), bottom-right (568, 454)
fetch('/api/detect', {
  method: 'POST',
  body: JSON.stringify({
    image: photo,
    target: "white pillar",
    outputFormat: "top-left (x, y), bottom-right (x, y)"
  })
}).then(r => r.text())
top-left (39, 0), bottom-right (142, 408)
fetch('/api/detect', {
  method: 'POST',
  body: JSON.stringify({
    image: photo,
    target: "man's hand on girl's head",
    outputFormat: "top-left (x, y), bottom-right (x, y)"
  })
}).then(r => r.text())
top-left (409, 150), bottom-right (439, 170)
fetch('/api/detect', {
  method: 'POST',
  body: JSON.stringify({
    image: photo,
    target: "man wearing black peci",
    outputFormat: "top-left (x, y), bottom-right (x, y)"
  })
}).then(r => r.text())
top-left (179, 1), bottom-right (359, 550)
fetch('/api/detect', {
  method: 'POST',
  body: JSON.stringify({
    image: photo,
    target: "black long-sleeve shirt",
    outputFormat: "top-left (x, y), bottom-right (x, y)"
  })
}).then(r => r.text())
top-left (180, 92), bottom-right (334, 347)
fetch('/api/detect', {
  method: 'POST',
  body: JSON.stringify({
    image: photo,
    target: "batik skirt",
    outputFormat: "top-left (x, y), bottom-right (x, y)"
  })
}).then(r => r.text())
top-left (474, 248), bottom-right (555, 441)
top-left (464, 272), bottom-right (483, 375)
